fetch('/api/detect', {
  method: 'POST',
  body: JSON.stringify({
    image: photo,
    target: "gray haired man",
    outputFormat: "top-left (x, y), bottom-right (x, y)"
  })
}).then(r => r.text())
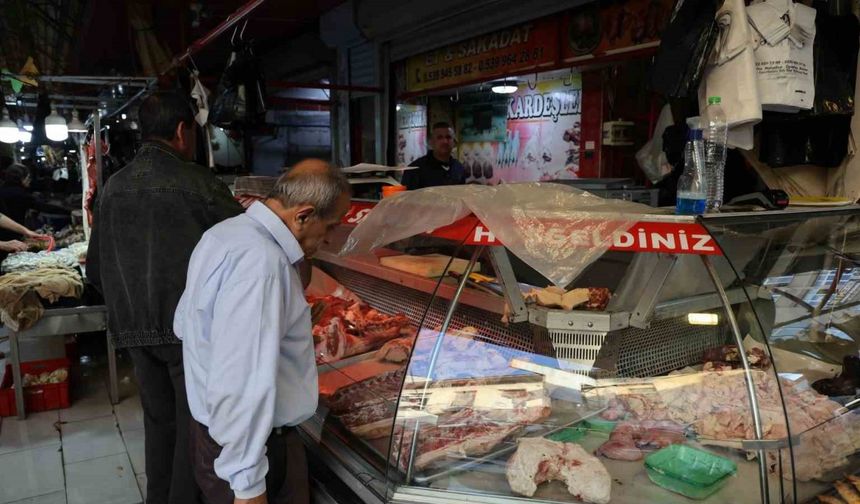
top-left (174, 159), bottom-right (351, 504)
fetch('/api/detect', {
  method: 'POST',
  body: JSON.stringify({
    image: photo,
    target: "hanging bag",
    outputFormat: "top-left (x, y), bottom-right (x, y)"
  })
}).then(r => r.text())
top-left (647, 0), bottom-right (720, 98)
top-left (749, 0), bottom-right (817, 112)
top-left (209, 25), bottom-right (267, 129)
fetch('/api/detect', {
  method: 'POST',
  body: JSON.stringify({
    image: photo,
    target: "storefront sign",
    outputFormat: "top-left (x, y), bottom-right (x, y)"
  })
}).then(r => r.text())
top-left (456, 95), bottom-right (508, 143)
top-left (405, 18), bottom-right (559, 93)
top-left (561, 0), bottom-right (673, 62)
top-left (459, 76), bottom-right (586, 184)
top-left (396, 104), bottom-right (428, 166)
top-left (341, 202), bottom-right (722, 256)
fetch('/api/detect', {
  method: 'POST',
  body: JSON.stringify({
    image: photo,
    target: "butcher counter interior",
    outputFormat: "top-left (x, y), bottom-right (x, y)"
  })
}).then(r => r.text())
top-left (297, 204), bottom-right (860, 504)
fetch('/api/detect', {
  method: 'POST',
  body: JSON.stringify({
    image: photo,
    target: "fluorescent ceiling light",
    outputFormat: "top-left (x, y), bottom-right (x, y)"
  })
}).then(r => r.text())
top-left (45, 107), bottom-right (69, 142)
top-left (18, 128), bottom-right (31, 143)
top-left (491, 80), bottom-right (518, 94)
top-left (0, 109), bottom-right (18, 144)
top-left (687, 313), bottom-right (719, 326)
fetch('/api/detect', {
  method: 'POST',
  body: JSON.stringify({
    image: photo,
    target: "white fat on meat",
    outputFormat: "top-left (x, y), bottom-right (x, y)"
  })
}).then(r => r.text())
top-left (507, 438), bottom-right (611, 504)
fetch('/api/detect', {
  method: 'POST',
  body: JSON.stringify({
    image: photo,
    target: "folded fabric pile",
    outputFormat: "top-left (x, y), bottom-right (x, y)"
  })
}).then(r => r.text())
top-left (0, 267), bottom-right (83, 331)
top-left (1, 242), bottom-right (88, 273)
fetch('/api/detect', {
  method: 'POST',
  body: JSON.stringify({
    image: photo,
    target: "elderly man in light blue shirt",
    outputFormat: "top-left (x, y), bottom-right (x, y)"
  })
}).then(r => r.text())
top-left (174, 160), bottom-right (351, 504)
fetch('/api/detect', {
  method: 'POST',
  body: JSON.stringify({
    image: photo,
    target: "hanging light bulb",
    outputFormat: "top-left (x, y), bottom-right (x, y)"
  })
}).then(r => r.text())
top-left (0, 109), bottom-right (18, 144)
top-left (16, 118), bottom-right (31, 143)
top-left (20, 115), bottom-right (33, 132)
top-left (491, 79), bottom-right (518, 94)
top-left (45, 107), bottom-right (69, 142)
top-left (67, 110), bottom-right (86, 133)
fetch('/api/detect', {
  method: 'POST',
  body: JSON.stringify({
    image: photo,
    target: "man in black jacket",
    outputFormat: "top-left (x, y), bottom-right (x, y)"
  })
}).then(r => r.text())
top-left (401, 122), bottom-right (466, 190)
top-left (87, 90), bottom-right (242, 504)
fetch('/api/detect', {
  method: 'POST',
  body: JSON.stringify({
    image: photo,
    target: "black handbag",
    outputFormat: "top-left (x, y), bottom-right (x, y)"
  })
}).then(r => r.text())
top-left (209, 42), bottom-right (267, 129)
top-left (647, 0), bottom-right (720, 98)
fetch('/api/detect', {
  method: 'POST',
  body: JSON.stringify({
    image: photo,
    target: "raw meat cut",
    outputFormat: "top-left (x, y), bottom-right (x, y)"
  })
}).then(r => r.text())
top-left (338, 400), bottom-right (398, 439)
top-left (596, 420), bottom-right (686, 461)
top-left (585, 287), bottom-right (611, 311)
top-left (524, 287), bottom-right (612, 311)
top-left (395, 409), bottom-right (524, 471)
top-left (308, 295), bottom-right (414, 364)
top-left (506, 438), bottom-right (611, 504)
top-left (702, 344), bottom-right (771, 371)
top-left (376, 337), bottom-right (414, 363)
top-left (313, 317), bottom-right (347, 362)
top-left (595, 369), bottom-right (860, 481)
top-left (326, 368), bottom-right (406, 415)
top-left (394, 404), bottom-right (552, 471)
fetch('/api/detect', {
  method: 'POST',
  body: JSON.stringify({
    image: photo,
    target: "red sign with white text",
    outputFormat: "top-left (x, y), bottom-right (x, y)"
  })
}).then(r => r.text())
top-left (341, 202), bottom-right (721, 256)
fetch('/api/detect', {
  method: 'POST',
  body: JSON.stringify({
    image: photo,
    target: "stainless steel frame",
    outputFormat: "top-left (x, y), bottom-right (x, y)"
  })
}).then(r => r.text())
top-left (487, 247), bottom-right (528, 323)
top-left (701, 255), bottom-right (769, 504)
top-left (1, 306), bottom-right (111, 418)
top-left (406, 247), bottom-right (483, 483)
top-left (302, 207), bottom-right (860, 504)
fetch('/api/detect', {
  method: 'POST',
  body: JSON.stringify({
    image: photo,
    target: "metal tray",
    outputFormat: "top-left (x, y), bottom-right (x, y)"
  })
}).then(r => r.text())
top-left (410, 402), bottom-right (606, 484)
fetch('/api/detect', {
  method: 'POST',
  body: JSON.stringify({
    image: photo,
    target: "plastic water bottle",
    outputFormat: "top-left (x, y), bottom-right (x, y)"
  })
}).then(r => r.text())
top-left (703, 96), bottom-right (728, 211)
top-left (676, 118), bottom-right (708, 215)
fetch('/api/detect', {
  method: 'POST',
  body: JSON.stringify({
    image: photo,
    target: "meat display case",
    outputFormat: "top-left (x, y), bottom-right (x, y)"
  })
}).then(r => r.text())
top-left (299, 195), bottom-right (860, 504)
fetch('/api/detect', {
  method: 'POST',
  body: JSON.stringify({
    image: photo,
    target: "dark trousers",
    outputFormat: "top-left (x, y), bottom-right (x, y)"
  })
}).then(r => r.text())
top-left (190, 420), bottom-right (309, 504)
top-left (128, 345), bottom-right (201, 504)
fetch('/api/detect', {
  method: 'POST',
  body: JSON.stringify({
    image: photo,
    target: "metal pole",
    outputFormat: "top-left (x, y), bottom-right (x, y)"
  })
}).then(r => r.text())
top-left (94, 113), bottom-right (103, 196)
top-left (102, 84), bottom-right (152, 123)
top-left (701, 255), bottom-right (770, 504)
top-left (488, 246), bottom-right (528, 323)
top-left (10, 331), bottom-right (25, 419)
top-left (164, 0), bottom-right (267, 75)
top-left (107, 334), bottom-right (119, 405)
top-left (405, 246), bottom-right (483, 481)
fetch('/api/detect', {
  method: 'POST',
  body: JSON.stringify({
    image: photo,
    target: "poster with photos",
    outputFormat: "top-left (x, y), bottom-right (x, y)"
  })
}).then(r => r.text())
top-left (459, 74), bottom-right (584, 184)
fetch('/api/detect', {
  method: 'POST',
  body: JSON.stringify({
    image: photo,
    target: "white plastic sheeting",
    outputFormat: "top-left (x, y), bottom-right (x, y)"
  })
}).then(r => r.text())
top-left (340, 183), bottom-right (653, 287)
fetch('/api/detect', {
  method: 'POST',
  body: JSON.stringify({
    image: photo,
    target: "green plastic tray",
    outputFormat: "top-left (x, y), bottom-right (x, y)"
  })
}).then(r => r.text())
top-left (546, 425), bottom-right (589, 443)
top-left (583, 417), bottom-right (617, 434)
top-left (645, 445), bottom-right (737, 500)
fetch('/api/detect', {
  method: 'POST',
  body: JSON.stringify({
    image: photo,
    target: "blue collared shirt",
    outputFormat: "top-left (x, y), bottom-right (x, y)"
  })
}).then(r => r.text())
top-left (174, 201), bottom-right (317, 499)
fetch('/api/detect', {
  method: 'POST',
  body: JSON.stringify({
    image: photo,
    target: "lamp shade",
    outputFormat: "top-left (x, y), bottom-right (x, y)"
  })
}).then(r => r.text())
top-left (67, 110), bottom-right (86, 133)
top-left (0, 109), bottom-right (18, 144)
top-left (491, 84), bottom-right (518, 94)
top-left (45, 108), bottom-right (69, 142)
top-left (18, 129), bottom-right (31, 143)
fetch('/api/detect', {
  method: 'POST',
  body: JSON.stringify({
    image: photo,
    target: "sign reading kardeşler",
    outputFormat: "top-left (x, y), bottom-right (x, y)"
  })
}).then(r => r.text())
top-left (405, 18), bottom-right (558, 93)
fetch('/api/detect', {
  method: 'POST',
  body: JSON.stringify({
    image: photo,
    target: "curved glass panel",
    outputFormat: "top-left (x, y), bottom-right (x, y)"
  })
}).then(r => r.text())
top-left (703, 209), bottom-right (860, 504)
top-left (386, 233), bottom-right (768, 504)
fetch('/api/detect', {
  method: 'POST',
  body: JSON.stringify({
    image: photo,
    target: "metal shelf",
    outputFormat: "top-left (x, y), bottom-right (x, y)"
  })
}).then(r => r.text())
top-left (0, 305), bottom-right (106, 339)
top-left (314, 250), bottom-right (505, 315)
top-left (2, 305), bottom-right (110, 419)
top-left (527, 287), bottom-right (751, 333)
top-left (528, 307), bottom-right (629, 332)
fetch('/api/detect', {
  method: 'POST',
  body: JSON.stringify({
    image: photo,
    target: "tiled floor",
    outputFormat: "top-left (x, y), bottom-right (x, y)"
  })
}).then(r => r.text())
top-left (0, 347), bottom-right (147, 504)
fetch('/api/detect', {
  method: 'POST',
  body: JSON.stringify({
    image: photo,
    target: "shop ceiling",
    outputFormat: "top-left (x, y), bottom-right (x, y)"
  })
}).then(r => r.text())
top-left (0, 0), bottom-right (344, 103)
